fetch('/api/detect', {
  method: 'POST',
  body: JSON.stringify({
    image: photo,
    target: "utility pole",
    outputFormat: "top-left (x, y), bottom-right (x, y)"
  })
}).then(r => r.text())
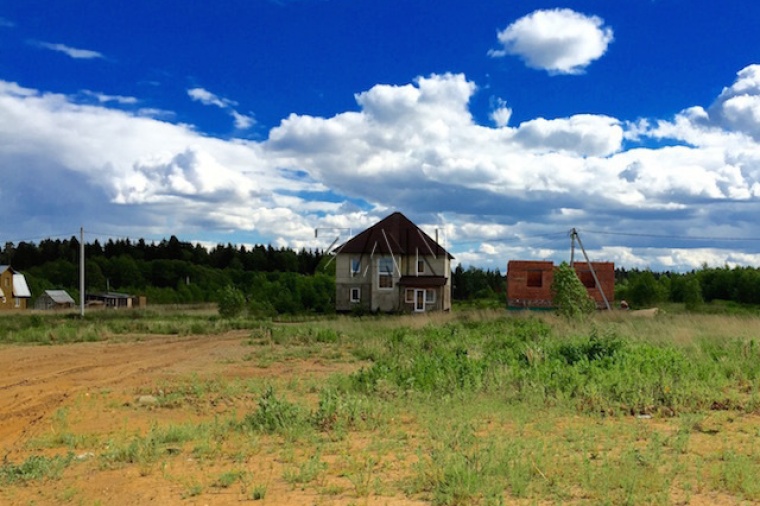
top-left (315, 227), bottom-right (352, 269)
top-left (570, 229), bottom-right (575, 265)
top-left (80, 227), bottom-right (85, 317)
top-left (570, 228), bottom-right (611, 311)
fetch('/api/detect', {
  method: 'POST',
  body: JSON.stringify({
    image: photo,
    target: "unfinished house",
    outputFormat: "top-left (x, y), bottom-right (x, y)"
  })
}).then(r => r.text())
top-left (507, 260), bottom-right (615, 309)
top-left (0, 265), bottom-right (31, 310)
top-left (334, 212), bottom-right (453, 313)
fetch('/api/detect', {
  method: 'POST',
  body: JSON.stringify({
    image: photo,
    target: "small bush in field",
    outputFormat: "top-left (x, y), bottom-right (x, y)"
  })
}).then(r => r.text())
top-left (311, 388), bottom-right (379, 432)
top-left (243, 387), bottom-right (306, 434)
top-left (216, 285), bottom-right (246, 318)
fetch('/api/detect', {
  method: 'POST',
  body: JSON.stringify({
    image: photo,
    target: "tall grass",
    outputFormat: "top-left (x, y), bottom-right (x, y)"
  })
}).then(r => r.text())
top-left (350, 315), bottom-right (760, 415)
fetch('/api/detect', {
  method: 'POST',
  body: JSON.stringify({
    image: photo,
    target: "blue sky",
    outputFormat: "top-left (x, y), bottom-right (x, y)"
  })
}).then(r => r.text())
top-left (3, 1), bottom-right (760, 271)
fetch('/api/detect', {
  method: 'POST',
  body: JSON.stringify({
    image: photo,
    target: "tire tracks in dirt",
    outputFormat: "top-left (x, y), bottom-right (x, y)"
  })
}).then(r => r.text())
top-left (0, 331), bottom-right (251, 458)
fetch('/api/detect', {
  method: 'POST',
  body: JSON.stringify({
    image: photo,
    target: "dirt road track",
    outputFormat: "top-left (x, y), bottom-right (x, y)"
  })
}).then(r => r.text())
top-left (0, 331), bottom-right (252, 458)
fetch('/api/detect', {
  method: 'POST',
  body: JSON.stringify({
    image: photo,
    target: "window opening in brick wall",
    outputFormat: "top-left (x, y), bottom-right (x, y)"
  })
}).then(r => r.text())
top-left (578, 270), bottom-right (596, 288)
top-left (527, 270), bottom-right (543, 287)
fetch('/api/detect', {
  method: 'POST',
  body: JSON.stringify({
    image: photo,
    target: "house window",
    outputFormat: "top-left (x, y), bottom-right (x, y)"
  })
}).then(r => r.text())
top-left (350, 287), bottom-right (361, 303)
top-left (14, 297), bottom-right (20, 308)
top-left (405, 289), bottom-right (414, 303)
top-left (350, 257), bottom-right (361, 277)
top-left (417, 259), bottom-right (425, 274)
top-left (425, 289), bottom-right (436, 303)
top-left (527, 270), bottom-right (543, 287)
top-left (578, 271), bottom-right (596, 288)
top-left (378, 257), bottom-right (394, 289)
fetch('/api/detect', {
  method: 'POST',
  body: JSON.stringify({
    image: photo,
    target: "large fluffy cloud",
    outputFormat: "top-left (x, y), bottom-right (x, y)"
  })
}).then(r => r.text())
top-left (267, 73), bottom-right (625, 211)
top-left (4, 64), bottom-right (760, 270)
top-left (266, 67), bottom-right (760, 270)
top-left (0, 81), bottom-right (316, 241)
top-left (489, 9), bottom-right (614, 75)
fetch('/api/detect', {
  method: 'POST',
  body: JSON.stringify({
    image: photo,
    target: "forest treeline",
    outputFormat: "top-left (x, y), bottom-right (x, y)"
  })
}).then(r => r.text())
top-left (616, 266), bottom-right (760, 309)
top-left (3, 236), bottom-right (332, 313)
top-left (6, 236), bottom-right (759, 313)
top-left (2, 236), bottom-right (504, 314)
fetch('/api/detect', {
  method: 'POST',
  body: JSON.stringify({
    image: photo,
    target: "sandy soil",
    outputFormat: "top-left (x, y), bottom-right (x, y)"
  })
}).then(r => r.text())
top-left (0, 332), bottom-right (421, 506)
top-left (0, 330), bottom-right (749, 506)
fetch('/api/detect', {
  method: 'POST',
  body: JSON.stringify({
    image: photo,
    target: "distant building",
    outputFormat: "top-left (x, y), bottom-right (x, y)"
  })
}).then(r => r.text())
top-left (0, 265), bottom-right (31, 310)
top-left (507, 260), bottom-right (614, 309)
top-left (334, 212), bottom-right (453, 313)
top-left (86, 291), bottom-right (137, 309)
top-left (34, 290), bottom-right (76, 310)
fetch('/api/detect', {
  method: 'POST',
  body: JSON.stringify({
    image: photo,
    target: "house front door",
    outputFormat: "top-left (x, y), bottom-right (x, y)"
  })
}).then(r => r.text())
top-left (414, 289), bottom-right (426, 312)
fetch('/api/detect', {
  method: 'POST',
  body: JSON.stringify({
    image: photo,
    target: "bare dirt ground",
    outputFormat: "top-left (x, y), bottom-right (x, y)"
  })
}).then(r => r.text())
top-left (0, 333), bottom-right (241, 456)
top-left (0, 329), bottom-right (750, 506)
top-left (0, 332), bottom-right (421, 506)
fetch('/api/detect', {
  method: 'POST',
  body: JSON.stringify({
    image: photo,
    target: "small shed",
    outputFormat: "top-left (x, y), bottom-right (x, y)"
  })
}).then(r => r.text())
top-left (86, 292), bottom-right (135, 309)
top-left (34, 290), bottom-right (76, 310)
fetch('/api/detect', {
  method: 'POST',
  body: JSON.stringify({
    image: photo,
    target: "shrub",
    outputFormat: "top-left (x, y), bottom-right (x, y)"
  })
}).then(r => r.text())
top-left (216, 285), bottom-right (246, 318)
top-left (243, 387), bottom-right (306, 434)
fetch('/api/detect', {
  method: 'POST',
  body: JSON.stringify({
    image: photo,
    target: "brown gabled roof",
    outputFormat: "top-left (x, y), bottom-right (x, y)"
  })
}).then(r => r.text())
top-left (337, 212), bottom-right (453, 259)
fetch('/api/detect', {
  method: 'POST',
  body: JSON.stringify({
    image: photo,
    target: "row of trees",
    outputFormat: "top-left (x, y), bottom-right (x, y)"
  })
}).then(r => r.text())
top-left (451, 265), bottom-right (505, 301)
top-left (2, 236), bottom-right (331, 311)
top-left (3, 236), bottom-right (323, 274)
top-left (615, 265), bottom-right (760, 309)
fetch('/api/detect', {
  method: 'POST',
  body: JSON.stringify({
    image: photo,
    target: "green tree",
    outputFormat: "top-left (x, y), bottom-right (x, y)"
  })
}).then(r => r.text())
top-left (552, 262), bottom-right (596, 319)
top-left (216, 285), bottom-right (246, 318)
top-left (627, 270), bottom-right (668, 308)
top-left (682, 275), bottom-right (703, 310)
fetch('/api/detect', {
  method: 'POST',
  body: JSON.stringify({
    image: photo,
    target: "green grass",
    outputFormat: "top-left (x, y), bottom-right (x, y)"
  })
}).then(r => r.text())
top-left (0, 453), bottom-right (75, 485)
top-left (6, 308), bottom-right (760, 503)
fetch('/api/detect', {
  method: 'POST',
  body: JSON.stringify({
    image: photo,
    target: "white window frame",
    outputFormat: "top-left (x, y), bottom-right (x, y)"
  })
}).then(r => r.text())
top-left (425, 289), bottom-right (436, 303)
top-left (414, 289), bottom-right (426, 312)
top-left (350, 257), bottom-right (361, 277)
top-left (350, 287), bottom-right (361, 303)
top-left (417, 259), bottom-right (425, 274)
top-left (405, 288), bottom-right (414, 303)
top-left (378, 257), bottom-right (394, 290)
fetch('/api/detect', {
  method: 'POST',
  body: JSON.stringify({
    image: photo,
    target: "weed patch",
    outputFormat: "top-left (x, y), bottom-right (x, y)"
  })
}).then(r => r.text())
top-left (0, 453), bottom-right (74, 485)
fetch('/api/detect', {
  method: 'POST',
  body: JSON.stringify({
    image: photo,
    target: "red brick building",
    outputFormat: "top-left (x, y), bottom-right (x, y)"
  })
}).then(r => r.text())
top-left (506, 260), bottom-right (614, 309)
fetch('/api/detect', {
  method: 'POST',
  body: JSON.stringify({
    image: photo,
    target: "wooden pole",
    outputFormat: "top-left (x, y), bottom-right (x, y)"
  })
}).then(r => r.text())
top-left (80, 227), bottom-right (85, 317)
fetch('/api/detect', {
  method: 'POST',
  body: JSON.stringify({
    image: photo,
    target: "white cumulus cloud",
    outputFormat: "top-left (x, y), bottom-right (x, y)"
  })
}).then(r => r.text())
top-left (490, 9), bottom-right (614, 75)
top-left (7, 63), bottom-right (760, 271)
top-left (0, 81), bottom-right (316, 242)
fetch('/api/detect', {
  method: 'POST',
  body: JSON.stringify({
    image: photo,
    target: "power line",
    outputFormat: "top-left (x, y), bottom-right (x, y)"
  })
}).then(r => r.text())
top-left (582, 229), bottom-right (760, 242)
top-left (0, 232), bottom-right (77, 244)
top-left (460, 230), bottom-right (569, 244)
